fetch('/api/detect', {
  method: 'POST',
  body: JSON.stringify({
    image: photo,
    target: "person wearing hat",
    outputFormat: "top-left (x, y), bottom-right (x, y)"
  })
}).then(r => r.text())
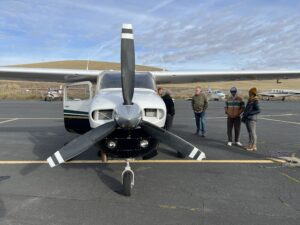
top-left (242, 87), bottom-right (261, 151)
top-left (225, 87), bottom-right (245, 146)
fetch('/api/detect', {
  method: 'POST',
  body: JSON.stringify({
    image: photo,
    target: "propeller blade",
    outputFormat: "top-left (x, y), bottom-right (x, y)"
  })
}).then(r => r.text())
top-left (121, 23), bottom-right (135, 105)
top-left (140, 121), bottom-right (206, 160)
top-left (47, 121), bottom-right (116, 167)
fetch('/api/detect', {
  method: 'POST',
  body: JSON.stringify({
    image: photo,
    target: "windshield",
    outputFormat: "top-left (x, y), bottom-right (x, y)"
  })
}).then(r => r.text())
top-left (100, 72), bottom-right (155, 90)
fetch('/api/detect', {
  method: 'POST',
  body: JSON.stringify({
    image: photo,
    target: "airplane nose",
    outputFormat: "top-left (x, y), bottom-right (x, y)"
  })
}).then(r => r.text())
top-left (114, 103), bottom-right (142, 129)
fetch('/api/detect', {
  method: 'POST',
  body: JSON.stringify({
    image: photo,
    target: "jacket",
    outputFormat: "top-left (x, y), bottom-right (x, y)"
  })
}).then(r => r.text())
top-left (192, 93), bottom-right (208, 112)
top-left (242, 98), bottom-right (260, 122)
top-left (225, 96), bottom-right (245, 118)
top-left (162, 93), bottom-right (175, 116)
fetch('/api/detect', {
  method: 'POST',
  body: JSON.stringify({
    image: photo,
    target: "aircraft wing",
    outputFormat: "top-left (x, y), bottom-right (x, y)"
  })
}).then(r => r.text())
top-left (0, 67), bottom-right (102, 83)
top-left (151, 70), bottom-right (300, 84)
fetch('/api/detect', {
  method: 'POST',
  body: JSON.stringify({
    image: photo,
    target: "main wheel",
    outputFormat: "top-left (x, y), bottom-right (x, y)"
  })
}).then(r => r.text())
top-left (123, 171), bottom-right (133, 196)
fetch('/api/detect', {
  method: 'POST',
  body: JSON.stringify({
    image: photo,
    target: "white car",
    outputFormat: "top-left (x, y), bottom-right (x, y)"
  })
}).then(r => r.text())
top-left (207, 90), bottom-right (226, 101)
top-left (44, 89), bottom-right (63, 101)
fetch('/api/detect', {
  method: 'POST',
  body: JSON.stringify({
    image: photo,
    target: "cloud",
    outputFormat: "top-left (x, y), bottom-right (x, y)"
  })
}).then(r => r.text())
top-left (147, 0), bottom-right (175, 13)
top-left (136, 1), bottom-right (300, 70)
top-left (0, 0), bottom-right (300, 70)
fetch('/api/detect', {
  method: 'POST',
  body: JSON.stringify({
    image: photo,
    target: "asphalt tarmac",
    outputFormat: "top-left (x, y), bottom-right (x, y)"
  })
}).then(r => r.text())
top-left (0, 100), bottom-right (299, 225)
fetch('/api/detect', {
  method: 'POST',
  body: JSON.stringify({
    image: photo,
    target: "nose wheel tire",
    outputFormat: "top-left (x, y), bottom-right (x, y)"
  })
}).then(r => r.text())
top-left (122, 160), bottom-right (134, 196)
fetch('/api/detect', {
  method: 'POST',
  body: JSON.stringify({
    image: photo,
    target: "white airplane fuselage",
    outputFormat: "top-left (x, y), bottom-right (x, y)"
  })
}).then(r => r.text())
top-left (63, 72), bottom-right (167, 158)
top-left (259, 89), bottom-right (300, 98)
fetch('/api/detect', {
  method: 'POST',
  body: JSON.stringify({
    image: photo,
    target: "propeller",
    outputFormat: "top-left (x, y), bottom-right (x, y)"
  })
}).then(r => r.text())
top-left (46, 24), bottom-right (205, 168)
top-left (140, 121), bottom-right (206, 160)
top-left (47, 121), bottom-right (116, 167)
top-left (121, 23), bottom-right (135, 105)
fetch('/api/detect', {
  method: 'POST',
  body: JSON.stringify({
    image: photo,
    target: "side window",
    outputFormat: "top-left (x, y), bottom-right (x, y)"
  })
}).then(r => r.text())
top-left (66, 84), bottom-right (90, 101)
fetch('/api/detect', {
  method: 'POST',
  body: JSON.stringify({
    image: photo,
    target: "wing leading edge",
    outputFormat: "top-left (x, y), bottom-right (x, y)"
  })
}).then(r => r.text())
top-left (1, 67), bottom-right (300, 84)
top-left (0, 67), bottom-right (102, 83)
top-left (151, 70), bottom-right (300, 84)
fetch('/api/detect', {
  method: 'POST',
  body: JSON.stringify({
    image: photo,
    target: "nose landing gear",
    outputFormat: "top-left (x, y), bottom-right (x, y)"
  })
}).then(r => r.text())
top-left (122, 160), bottom-right (134, 196)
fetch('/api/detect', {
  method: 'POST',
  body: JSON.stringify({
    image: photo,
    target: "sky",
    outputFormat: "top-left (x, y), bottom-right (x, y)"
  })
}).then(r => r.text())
top-left (0, 0), bottom-right (300, 70)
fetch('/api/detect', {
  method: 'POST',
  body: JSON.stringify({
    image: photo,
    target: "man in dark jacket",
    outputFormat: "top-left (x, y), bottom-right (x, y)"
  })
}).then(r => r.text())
top-left (158, 87), bottom-right (175, 130)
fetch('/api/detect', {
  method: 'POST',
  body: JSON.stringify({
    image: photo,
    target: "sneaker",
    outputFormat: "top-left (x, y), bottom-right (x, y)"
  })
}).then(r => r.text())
top-left (252, 144), bottom-right (257, 151)
top-left (227, 142), bottom-right (232, 146)
top-left (245, 144), bottom-right (254, 151)
top-left (201, 134), bottom-right (206, 138)
top-left (235, 142), bottom-right (243, 147)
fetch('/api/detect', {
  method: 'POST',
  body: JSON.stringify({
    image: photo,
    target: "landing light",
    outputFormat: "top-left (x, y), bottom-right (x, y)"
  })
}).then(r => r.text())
top-left (140, 140), bottom-right (149, 148)
top-left (107, 140), bottom-right (117, 149)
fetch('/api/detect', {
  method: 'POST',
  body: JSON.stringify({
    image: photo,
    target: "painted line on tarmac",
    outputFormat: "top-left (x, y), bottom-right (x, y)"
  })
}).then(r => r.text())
top-left (0, 159), bottom-right (285, 165)
top-left (203, 113), bottom-right (297, 120)
top-left (0, 118), bottom-right (18, 124)
top-left (159, 204), bottom-right (201, 212)
top-left (260, 117), bottom-right (300, 125)
top-left (260, 113), bottom-right (297, 117)
top-left (279, 172), bottom-right (300, 184)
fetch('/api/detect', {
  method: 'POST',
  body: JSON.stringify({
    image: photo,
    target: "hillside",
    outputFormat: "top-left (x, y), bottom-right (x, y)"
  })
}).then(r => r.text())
top-left (12, 60), bottom-right (163, 71)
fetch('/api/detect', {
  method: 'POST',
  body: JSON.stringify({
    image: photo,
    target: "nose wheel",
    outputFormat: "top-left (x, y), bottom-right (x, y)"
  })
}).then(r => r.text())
top-left (122, 160), bottom-right (134, 196)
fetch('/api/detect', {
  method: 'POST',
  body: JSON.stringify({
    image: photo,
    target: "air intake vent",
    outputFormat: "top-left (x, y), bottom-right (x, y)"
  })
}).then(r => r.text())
top-left (92, 110), bottom-right (113, 120)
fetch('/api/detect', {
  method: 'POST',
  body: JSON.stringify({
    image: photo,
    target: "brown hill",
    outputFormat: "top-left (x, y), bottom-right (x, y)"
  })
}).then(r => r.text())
top-left (12, 60), bottom-right (162, 71)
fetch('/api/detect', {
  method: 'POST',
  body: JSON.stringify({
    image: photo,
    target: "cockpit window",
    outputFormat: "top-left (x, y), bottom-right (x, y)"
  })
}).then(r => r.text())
top-left (100, 72), bottom-right (155, 90)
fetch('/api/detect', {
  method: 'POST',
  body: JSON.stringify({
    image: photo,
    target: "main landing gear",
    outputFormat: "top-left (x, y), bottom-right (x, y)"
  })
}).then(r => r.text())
top-left (122, 160), bottom-right (134, 196)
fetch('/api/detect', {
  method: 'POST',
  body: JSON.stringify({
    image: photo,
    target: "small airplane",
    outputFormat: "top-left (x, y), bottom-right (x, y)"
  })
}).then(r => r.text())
top-left (207, 86), bottom-right (226, 101)
top-left (259, 89), bottom-right (300, 101)
top-left (1, 24), bottom-right (300, 196)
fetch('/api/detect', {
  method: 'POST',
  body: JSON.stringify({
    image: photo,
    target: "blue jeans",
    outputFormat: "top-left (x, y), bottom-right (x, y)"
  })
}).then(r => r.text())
top-left (194, 111), bottom-right (206, 135)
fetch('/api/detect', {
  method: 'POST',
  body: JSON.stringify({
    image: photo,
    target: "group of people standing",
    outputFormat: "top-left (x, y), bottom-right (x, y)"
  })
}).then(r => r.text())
top-left (225, 87), bottom-right (260, 151)
top-left (158, 86), bottom-right (261, 152)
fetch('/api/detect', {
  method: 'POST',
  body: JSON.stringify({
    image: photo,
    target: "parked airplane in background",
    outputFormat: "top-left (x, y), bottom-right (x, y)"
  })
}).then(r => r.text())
top-left (1, 24), bottom-right (300, 196)
top-left (259, 89), bottom-right (300, 101)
